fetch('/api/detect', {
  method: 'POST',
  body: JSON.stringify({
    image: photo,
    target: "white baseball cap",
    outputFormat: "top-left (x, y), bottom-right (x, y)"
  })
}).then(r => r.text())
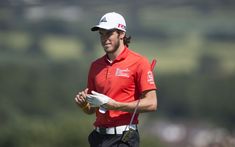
top-left (91, 12), bottom-right (126, 32)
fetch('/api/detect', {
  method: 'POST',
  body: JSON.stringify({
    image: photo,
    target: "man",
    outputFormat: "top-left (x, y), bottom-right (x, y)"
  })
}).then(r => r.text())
top-left (75, 12), bottom-right (157, 147)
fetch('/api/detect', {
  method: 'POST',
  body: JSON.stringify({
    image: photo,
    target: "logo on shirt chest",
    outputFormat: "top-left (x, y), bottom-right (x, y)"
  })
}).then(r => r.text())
top-left (115, 68), bottom-right (130, 78)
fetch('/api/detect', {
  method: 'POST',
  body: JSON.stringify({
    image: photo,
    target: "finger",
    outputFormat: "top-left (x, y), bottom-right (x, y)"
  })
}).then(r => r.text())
top-left (84, 94), bottom-right (91, 101)
top-left (76, 95), bottom-right (86, 104)
top-left (80, 91), bottom-right (86, 98)
top-left (78, 91), bottom-right (88, 102)
top-left (75, 97), bottom-right (82, 105)
top-left (86, 94), bottom-right (94, 99)
top-left (91, 91), bottom-right (101, 96)
top-left (85, 88), bottom-right (89, 94)
top-left (76, 93), bottom-right (82, 98)
top-left (86, 96), bottom-right (92, 102)
top-left (86, 96), bottom-right (92, 101)
top-left (86, 98), bottom-right (93, 104)
top-left (76, 93), bottom-right (83, 100)
top-left (75, 96), bottom-right (81, 102)
top-left (75, 97), bottom-right (89, 108)
top-left (91, 91), bottom-right (103, 96)
top-left (75, 97), bottom-right (79, 103)
top-left (89, 94), bottom-right (99, 99)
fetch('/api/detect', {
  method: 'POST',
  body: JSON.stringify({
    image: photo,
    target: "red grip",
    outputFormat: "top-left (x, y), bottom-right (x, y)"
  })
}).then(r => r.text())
top-left (151, 59), bottom-right (157, 71)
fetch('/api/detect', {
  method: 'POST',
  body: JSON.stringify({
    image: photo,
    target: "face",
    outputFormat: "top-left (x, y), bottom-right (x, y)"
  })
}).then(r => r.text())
top-left (99, 29), bottom-right (124, 54)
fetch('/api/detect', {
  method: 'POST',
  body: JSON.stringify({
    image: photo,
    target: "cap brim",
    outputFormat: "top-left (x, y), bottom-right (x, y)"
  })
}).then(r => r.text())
top-left (91, 24), bottom-right (115, 32)
top-left (91, 26), bottom-right (99, 31)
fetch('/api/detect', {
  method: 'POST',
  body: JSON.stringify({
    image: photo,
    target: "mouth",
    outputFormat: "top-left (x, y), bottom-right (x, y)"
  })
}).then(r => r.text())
top-left (104, 43), bottom-right (111, 47)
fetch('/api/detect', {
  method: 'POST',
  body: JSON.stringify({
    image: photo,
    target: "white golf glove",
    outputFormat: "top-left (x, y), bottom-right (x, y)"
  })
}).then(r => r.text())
top-left (86, 91), bottom-right (110, 107)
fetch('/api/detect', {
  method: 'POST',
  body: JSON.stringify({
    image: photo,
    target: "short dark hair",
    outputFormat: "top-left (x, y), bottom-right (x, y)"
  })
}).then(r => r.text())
top-left (117, 30), bottom-right (131, 47)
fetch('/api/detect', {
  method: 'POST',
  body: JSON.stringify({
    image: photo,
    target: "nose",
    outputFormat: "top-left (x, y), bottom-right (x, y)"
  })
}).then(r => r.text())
top-left (100, 33), bottom-right (109, 39)
top-left (100, 34), bottom-right (109, 44)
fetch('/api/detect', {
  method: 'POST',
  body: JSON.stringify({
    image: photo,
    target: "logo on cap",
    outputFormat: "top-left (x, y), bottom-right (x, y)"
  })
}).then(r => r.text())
top-left (118, 24), bottom-right (126, 30)
top-left (100, 17), bottom-right (107, 22)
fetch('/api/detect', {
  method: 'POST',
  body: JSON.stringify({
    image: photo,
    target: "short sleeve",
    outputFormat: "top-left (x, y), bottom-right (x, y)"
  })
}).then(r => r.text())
top-left (136, 57), bottom-right (157, 93)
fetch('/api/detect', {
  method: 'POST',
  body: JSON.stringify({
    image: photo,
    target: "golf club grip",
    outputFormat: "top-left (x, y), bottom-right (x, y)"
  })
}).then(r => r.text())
top-left (99, 58), bottom-right (157, 114)
top-left (151, 59), bottom-right (157, 71)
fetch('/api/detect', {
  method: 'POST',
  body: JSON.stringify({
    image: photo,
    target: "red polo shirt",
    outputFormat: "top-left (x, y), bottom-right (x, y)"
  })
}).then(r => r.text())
top-left (87, 46), bottom-right (157, 127)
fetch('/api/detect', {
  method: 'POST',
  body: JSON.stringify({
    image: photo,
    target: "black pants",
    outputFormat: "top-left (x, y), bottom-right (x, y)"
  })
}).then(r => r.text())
top-left (88, 130), bottom-right (139, 147)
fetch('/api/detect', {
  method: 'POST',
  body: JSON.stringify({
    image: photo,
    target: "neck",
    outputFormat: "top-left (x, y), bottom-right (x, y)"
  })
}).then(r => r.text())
top-left (107, 43), bottom-right (125, 61)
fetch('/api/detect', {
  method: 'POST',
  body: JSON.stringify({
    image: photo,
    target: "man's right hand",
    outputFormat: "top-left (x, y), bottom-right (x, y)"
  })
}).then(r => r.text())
top-left (75, 88), bottom-right (89, 109)
top-left (74, 88), bottom-right (98, 114)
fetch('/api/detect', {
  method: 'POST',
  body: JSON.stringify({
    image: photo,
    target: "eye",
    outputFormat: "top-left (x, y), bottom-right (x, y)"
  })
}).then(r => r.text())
top-left (106, 31), bottom-right (113, 36)
top-left (99, 30), bottom-right (115, 37)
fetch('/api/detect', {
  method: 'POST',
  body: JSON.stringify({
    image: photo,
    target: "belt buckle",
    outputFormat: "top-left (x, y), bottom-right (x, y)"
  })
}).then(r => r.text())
top-left (99, 127), bottom-right (106, 135)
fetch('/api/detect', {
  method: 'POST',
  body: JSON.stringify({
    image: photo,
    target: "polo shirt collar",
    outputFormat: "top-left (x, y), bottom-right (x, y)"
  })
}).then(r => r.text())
top-left (105, 46), bottom-right (129, 64)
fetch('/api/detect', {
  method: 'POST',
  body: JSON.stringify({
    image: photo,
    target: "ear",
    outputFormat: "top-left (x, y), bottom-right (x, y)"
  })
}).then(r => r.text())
top-left (119, 31), bottom-right (126, 40)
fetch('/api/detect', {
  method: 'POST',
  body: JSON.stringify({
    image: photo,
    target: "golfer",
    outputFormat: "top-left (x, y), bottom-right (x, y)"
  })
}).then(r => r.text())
top-left (75, 12), bottom-right (158, 147)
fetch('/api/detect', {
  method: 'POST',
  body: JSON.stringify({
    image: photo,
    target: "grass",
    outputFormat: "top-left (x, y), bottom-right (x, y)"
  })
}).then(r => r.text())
top-left (131, 33), bottom-right (203, 74)
top-left (0, 31), bottom-right (30, 51)
top-left (41, 34), bottom-right (84, 60)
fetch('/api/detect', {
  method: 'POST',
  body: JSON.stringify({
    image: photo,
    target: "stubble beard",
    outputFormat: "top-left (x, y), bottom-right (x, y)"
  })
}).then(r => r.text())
top-left (103, 37), bottom-right (120, 54)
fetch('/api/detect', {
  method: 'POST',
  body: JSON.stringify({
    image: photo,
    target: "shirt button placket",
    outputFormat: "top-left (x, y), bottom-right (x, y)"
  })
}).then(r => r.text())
top-left (107, 65), bottom-right (112, 78)
top-left (106, 66), bottom-right (112, 88)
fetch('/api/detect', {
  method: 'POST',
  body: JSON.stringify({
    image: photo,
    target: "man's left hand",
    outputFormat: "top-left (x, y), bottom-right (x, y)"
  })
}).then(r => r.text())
top-left (86, 91), bottom-right (111, 107)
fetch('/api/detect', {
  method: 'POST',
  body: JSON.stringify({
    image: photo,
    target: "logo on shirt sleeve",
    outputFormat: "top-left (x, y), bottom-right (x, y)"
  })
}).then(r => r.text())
top-left (147, 71), bottom-right (154, 84)
top-left (115, 68), bottom-right (130, 78)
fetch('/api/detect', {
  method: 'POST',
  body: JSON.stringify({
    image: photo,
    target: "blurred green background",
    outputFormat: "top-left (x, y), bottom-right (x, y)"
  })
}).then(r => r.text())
top-left (0, 0), bottom-right (235, 147)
